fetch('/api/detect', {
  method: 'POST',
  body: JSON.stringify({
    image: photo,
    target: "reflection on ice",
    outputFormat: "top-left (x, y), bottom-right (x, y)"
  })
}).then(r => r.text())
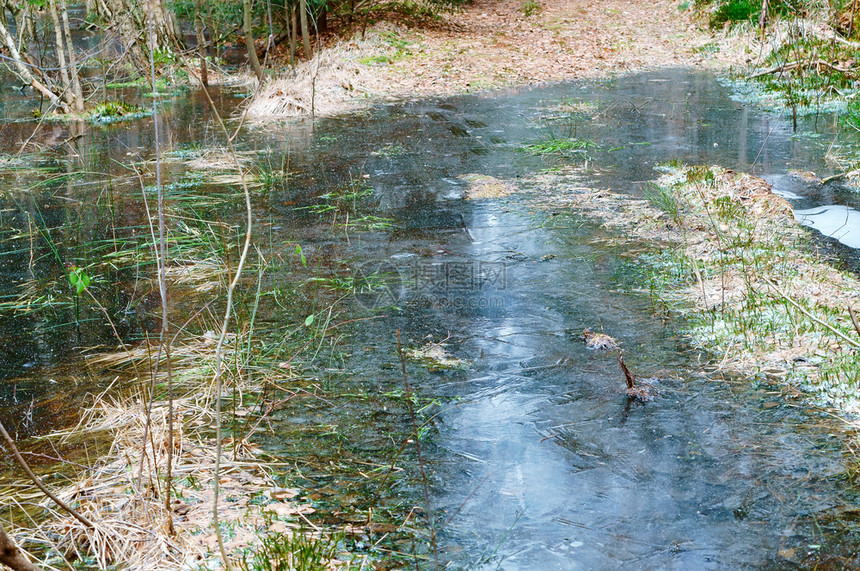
top-left (795, 205), bottom-right (860, 249)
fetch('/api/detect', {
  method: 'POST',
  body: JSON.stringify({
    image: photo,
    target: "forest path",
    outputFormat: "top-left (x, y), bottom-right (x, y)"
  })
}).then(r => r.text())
top-left (365, 0), bottom-right (725, 98)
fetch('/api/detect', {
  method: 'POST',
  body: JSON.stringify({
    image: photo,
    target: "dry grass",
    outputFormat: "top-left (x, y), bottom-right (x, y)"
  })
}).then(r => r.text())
top-left (0, 331), bottom-right (351, 570)
top-left (246, 37), bottom-right (383, 119)
top-left (181, 148), bottom-right (261, 173)
top-left (2, 392), bottom-right (311, 570)
top-left (525, 164), bottom-right (860, 412)
top-left (406, 341), bottom-right (469, 371)
top-left (163, 259), bottom-right (226, 293)
top-left (84, 331), bottom-right (234, 372)
top-left (185, 61), bottom-right (257, 88)
top-left (28, 391), bottom-right (287, 570)
top-left (460, 174), bottom-right (517, 200)
top-left (583, 328), bottom-right (619, 350)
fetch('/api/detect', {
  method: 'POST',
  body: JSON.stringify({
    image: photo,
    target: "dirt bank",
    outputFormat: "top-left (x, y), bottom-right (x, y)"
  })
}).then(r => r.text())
top-left (515, 163), bottom-right (860, 415)
top-left (360, 0), bottom-right (714, 95)
top-left (248, 0), bottom-right (727, 118)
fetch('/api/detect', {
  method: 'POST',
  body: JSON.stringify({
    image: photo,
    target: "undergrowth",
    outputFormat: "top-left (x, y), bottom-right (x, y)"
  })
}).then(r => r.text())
top-left (698, 0), bottom-right (805, 28)
top-left (613, 164), bottom-right (860, 410)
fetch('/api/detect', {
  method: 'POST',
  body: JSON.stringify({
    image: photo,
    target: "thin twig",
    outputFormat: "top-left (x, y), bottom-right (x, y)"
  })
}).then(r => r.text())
top-left (618, 350), bottom-right (636, 389)
top-left (444, 472), bottom-right (492, 526)
top-left (749, 59), bottom-right (856, 79)
top-left (848, 305), bottom-right (860, 339)
top-left (762, 278), bottom-right (860, 349)
top-left (145, 0), bottom-right (175, 537)
top-left (821, 169), bottom-right (860, 184)
top-left (0, 522), bottom-right (39, 571)
top-left (176, 52), bottom-right (255, 571)
top-left (396, 329), bottom-right (438, 570)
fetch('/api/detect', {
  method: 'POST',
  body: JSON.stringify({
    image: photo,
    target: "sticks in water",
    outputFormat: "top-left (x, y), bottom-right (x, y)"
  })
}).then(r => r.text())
top-left (0, 523), bottom-right (39, 571)
top-left (0, 420), bottom-right (94, 529)
top-left (396, 329), bottom-right (439, 570)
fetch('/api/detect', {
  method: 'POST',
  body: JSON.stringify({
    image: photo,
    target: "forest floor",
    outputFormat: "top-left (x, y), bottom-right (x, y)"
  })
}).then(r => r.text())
top-left (247, 0), bottom-right (747, 118)
top-left (355, 0), bottom-right (729, 96)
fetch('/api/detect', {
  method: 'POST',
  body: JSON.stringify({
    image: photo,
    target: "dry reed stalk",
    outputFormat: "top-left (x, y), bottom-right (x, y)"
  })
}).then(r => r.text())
top-left (6, 386), bottom-right (288, 570)
top-left (245, 31), bottom-right (402, 119)
top-left (182, 148), bottom-right (261, 172)
top-left (84, 333), bottom-right (237, 369)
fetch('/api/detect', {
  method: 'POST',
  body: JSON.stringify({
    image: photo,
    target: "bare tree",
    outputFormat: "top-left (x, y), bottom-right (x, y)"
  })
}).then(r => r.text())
top-left (60, 0), bottom-right (85, 111)
top-left (300, 0), bottom-right (312, 58)
top-left (244, 0), bottom-right (264, 81)
top-left (87, 0), bottom-right (180, 71)
top-left (195, 0), bottom-right (208, 86)
top-left (0, 10), bottom-right (68, 112)
top-left (288, 1), bottom-right (298, 69)
top-left (48, 0), bottom-right (74, 108)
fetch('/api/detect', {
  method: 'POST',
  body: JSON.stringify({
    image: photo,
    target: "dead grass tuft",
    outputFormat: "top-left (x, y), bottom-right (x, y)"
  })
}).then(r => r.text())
top-left (21, 387), bottom-right (280, 569)
top-left (0, 332), bottom-right (350, 570)
top-left (460, 174), bottom-right (517, 199)
top-left (182, 148), bottom-right (260, 173)
top-left (526, 163), bottom-right (860, 413)
top-left (246, 37), bottom-right (384, 119)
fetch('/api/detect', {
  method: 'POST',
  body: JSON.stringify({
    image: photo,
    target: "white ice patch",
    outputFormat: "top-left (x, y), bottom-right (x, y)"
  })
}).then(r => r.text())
top-left (795, 205), bottom-right (860, 249)
top-left (771, 187), bottom-right (804, 200)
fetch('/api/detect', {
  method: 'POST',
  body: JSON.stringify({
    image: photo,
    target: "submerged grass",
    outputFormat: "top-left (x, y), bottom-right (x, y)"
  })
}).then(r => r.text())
top-left (0, 168), bottom-right (242, 328)
top-left (240, 529), bottom-right (342, 571)
top-left (523, 138), bottom-right (596, 156)
top-left (0, 139), bottom-right (376, 568)
top-left (523, 115), bottom-right (597, 157)
top-left (0, 282), bottom-right (367, 569)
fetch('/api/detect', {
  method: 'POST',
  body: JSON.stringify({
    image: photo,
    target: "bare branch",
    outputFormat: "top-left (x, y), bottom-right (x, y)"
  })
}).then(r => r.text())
top-left (0, 420), bottom-right (94, 529)
top-left (848, 305), bottom-right (860, 339)
top-left (0, 524), bottom-right (39, 571)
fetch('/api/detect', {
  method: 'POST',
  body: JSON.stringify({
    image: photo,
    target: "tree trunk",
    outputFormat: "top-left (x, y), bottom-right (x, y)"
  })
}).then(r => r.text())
top-left (0, 14), bottom-right (68, 112)
top-left (0, 524), bottom-right (38, 571)
top-left (208, 2), bottom-right (222, 63)
top-left (49, 0), bottom-right (74, 108)
top-left (289, 2), bottom-right (297, 69)
top-left (60, 0), bottom-right (85, 111)
top-left (20, 6), bottom-right (36, 49)
top-left (759, 0), bottom-right (768, 38)
top-left (299, 0), bottom-right (312, 59)
top-left (195, 0), bottom-right (208, 86)
top-left (849, 0), bottom-right (858, 38)
top-left (91, 0), bottom-right (180, 73)
top-left (244, 0), bottom-right (264, 82)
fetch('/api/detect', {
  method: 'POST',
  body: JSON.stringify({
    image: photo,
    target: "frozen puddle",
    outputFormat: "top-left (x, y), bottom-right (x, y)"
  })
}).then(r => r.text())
top-left (795, 204), bottom-right (860, 249)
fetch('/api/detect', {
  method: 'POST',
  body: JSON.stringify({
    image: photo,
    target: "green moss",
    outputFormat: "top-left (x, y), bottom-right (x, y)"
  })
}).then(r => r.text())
top-left (105, 77), bottom-right (171, 90)
top-left (87, 101), bottom-right (151, 125)
top-left (710, 0), bottom-right (759, 26)
top-left (705, 0), bottom-right (804, 28)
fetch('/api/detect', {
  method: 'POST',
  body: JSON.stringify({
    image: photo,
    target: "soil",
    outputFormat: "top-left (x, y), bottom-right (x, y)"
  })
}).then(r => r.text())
top-left (362, 0), bottom-right (720, 98)
top-left (251, 0), bottom-right (737, 118)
